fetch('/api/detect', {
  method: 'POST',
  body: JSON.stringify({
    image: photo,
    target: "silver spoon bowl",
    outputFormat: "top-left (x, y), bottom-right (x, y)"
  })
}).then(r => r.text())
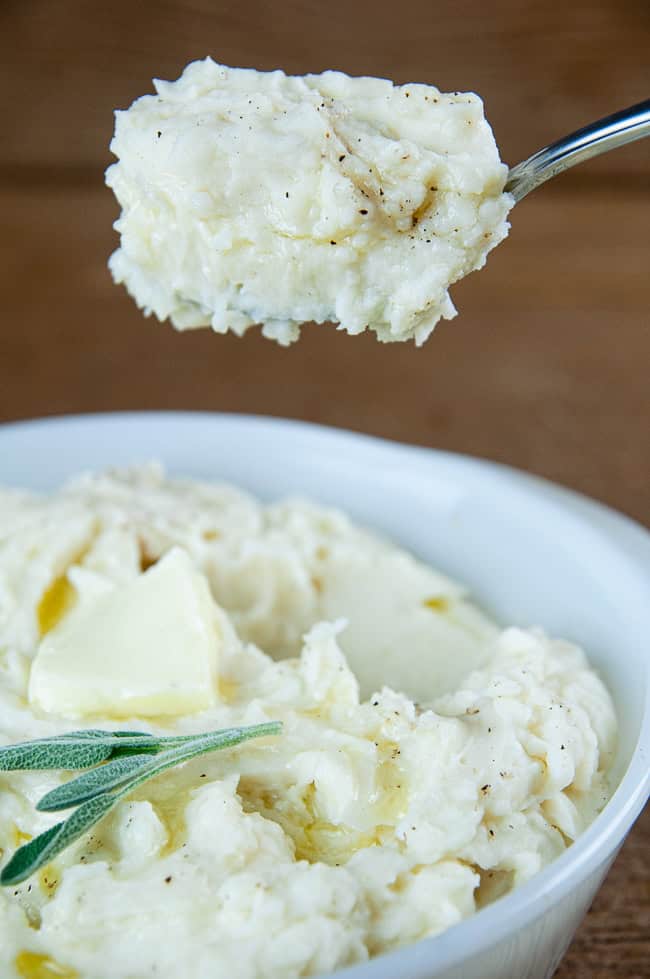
top-left (505, 98), bottom-right (650, 201)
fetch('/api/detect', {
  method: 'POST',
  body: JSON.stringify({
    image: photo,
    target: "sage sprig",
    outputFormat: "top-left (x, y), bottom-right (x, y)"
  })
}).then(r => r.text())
top-left (0, 721), bottom-right (281, 886)
top-left (37, 753), bottom-right (156, 811)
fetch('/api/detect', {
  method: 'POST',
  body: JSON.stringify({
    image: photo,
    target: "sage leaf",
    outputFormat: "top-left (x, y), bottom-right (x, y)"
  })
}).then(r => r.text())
top-left (0, 740), bottom-right (114, 771)
top-left (0, 794), bottom-right (119, 886)
top-left (106, 722), bottom-right (283, 800)
top-left (66, 722), bottom-right (285, 807)
top-left (37, 754), bottom-right (154, 812)
top-left (55, 729), bottom-right (155, 743)
top-left (0, 732), bottom-right (160, 771)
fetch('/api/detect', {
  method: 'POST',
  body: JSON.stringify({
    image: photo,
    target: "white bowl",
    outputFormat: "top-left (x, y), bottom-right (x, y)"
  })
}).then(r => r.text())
top-left (1, 411), bottom-right (648, 979)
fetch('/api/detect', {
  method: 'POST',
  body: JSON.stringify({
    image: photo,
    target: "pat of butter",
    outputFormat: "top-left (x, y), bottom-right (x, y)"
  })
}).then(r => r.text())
top-left (29, 548), bottom-right (220, 718)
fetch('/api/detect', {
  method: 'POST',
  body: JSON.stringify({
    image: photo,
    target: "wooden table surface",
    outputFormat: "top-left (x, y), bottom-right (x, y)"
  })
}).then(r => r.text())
top-left (1, 2), bottom-right (648, 976)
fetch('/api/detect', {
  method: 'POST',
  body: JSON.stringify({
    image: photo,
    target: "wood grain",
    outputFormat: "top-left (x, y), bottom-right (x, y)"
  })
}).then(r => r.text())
top-left (1, 0), bottom-right (649, 178)
top-left (0, 1), bottom-right (648, 975)
top-left (560, 805), bottom-right (650, 979)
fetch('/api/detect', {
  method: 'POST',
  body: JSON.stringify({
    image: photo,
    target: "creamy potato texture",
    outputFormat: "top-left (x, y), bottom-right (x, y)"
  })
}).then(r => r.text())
top-left (106, 59), bottom-right (512, 345)
top-left (0, 469), bottom-right (616, 979)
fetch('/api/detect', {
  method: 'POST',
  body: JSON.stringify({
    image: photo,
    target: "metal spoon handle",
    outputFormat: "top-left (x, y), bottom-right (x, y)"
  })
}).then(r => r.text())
top-left (505, 98), bottom-right (650, 202)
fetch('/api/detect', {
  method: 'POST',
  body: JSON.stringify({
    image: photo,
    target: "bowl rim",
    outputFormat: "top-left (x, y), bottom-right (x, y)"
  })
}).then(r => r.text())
top-left (1, 409), bottom-right (648, 978)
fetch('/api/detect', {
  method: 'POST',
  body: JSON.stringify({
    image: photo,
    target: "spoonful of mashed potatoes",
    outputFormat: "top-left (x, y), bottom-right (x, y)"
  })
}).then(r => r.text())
top-left (106, 58), bottom-right (512, 345)
top-left (106, 58), bottom-right (649, 345)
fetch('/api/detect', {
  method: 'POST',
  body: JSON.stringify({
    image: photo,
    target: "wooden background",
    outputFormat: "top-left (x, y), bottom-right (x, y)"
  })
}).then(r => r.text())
top-left (0, 2), bottom-right (648, 975)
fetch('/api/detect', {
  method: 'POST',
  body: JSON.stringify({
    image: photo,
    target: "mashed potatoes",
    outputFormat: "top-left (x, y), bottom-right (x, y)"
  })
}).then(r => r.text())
top-left (106, 59), bottom-right (512, 345)
top-left (0, 468), bottom-right (616, 979)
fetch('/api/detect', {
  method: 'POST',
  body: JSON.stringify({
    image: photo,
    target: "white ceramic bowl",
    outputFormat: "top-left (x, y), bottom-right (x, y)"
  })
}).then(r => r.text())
top-left (1, 412), bottom-right (648, 979)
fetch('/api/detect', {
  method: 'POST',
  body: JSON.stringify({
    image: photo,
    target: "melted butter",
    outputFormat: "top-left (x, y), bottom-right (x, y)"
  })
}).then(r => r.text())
top-left (423, 596), bottom-right (450, 613)
top-left (218, 677), bottom-right (239, 702)
top-left (15, 952), bottom-right (78, 979)
top-left (388, 862), bottom-right (426, 893)
top-left (12, 827), bottom-right (33, 847)
top-left (374, 754), bottom-right (408, 824)
top-left (238, 778), bottom-right (393, 866)
top-left (297, 820), bottom-right (383, 864)
top-left (38, 866), bottom-right (60, 898)
top-left (139, 786), bottom-right (189, 857)
top-left (202, 529), bottom-right (221, 541)
top-left (37, 576), bottom-right (76, 637)
top-left (37, 540), bottom-right (98, 637)
top-left (138, 542), bottom-right (159, 572)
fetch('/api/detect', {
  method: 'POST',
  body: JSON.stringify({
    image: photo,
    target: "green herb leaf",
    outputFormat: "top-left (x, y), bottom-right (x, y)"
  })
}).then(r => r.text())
top-left (0, 740), bottom-right (114, 771)
top-left (0, 731), bottom-right (165, 771)
top-left (99, 722), bottom-right (284, 801)
top-left (0, 794), bottom-right (119, 886)
top-left (51, 729), bottom-right (148, 740)
top-left (0, 721), bottom-right (282, 885)
top-left (37, 754), bottom-right (154, 812)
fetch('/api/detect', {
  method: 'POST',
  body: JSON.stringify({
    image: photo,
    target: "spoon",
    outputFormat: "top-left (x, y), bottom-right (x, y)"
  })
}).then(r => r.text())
top-left (505, 98), bottom-right (650, 201)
